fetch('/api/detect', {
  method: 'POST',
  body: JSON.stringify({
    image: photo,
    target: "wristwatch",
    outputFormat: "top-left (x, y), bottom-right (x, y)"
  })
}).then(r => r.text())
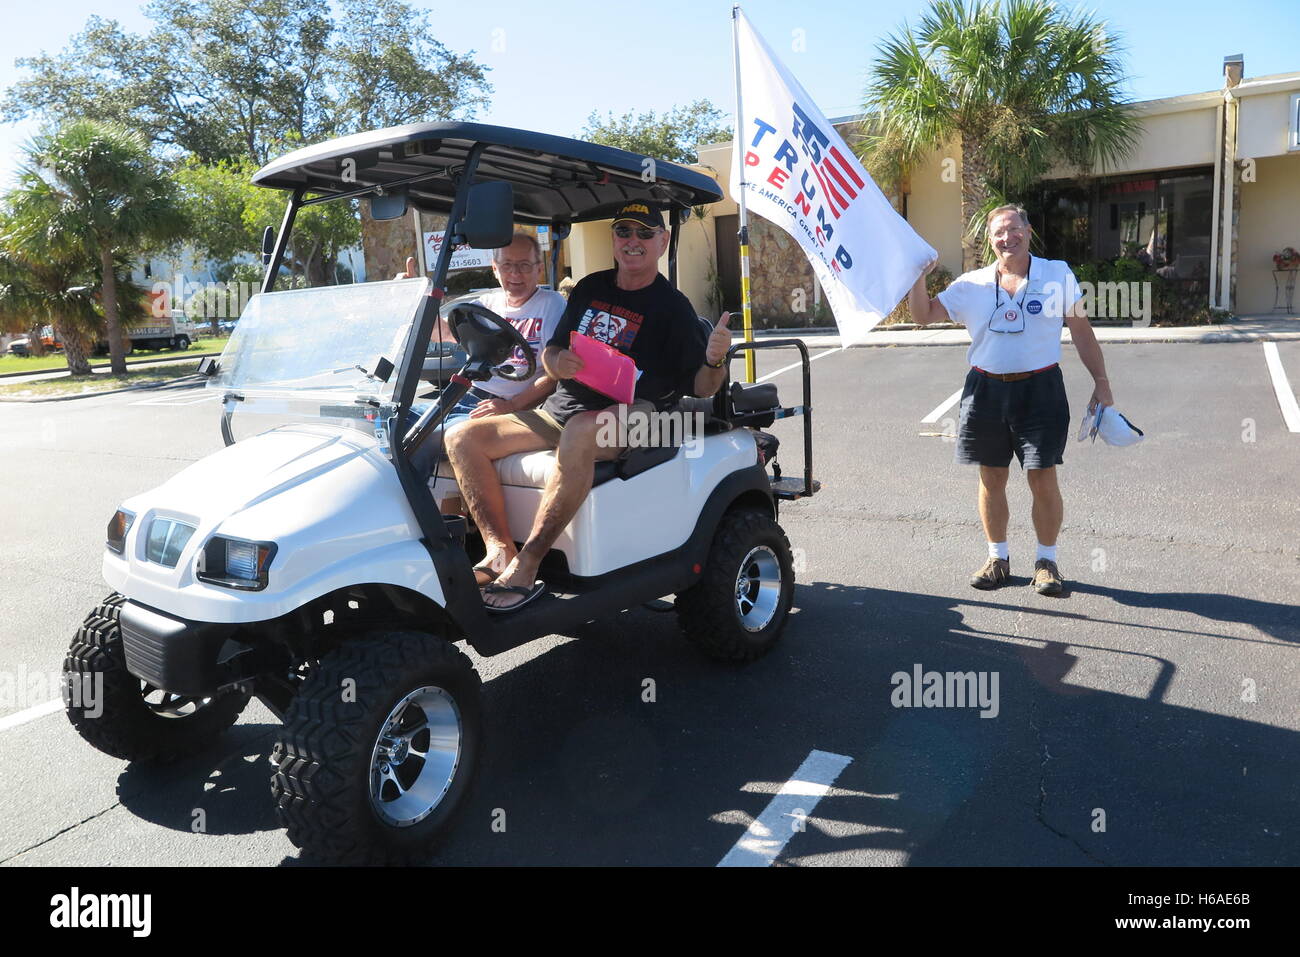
top-left (706, 354), bottom-right (727, 369)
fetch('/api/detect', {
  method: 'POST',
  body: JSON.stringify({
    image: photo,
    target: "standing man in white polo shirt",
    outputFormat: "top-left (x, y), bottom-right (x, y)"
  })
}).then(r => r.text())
top-left (907, 204), bottom-right (1114, 595)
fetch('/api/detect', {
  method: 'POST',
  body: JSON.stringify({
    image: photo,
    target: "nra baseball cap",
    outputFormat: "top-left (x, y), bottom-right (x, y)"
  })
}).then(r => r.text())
top-left (611, 202), bottom-right (665, 230)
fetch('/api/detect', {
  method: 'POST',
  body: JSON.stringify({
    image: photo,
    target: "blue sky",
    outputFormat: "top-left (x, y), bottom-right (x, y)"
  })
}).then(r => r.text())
top-left (0, 0), bottom-right (1296, 185)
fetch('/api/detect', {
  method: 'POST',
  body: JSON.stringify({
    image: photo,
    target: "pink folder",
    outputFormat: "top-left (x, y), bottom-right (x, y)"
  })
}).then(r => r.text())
top-left (570, 331), bottom-right (637, 404)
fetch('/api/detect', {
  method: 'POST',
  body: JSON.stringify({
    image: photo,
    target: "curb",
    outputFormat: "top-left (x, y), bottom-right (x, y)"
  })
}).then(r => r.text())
top-left (0, 374), bottom-right (204, 404)
top-left (0, 351), bottom-right (219, 381)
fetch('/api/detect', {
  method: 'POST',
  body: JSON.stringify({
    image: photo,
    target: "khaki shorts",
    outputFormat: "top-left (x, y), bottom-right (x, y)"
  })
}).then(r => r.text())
top-left (506, 399), bottom-right (661, 452)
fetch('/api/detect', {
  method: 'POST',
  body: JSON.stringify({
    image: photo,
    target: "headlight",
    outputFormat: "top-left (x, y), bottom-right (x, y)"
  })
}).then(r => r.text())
top-left (106, 509), bottom-right (135, 555)
top-left (196, 536), bottom-right (277, 591)
top-left (145, 518), bottom-right (196, 568)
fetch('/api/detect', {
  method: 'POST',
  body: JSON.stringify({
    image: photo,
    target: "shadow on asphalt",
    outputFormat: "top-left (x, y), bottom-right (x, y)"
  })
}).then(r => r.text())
top-left (1069, 583), bottom-right (1300, 645)
top-left (109, 579), bottom-right (1298, 866)
top-left (116, 723), bottom-right (280, 839)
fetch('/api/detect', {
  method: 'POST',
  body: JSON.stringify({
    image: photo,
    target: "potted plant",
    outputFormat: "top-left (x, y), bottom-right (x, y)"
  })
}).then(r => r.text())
top-left (1273, 246), bottom-right (1300, 270)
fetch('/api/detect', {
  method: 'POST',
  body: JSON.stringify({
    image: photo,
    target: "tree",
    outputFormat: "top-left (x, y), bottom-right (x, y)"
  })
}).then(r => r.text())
top-left (859, 0), bottom-right (1139, 271)
top-left (173, 156), bottom-right (361, 291)
top-left (330, 0), bottom-right (492, 133)
top-left (0, 244), bottom-right (99, 375)
top-left (7, 121), bottom-right (188, 374)
top-left (581, 100), bottom-right (732, 164)
top-left (0, 217), bottom-right (151, 377)
top-left (3, 0), bottom-right (492, 166)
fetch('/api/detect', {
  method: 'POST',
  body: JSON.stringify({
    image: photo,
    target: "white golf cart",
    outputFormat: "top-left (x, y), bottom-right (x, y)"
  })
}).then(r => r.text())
top-left (63, 123), bottom-right (818, 862)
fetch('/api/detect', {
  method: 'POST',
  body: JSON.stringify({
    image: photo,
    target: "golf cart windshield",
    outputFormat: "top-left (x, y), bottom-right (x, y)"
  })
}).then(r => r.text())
top-left (207, 278), bottom-right (430, 432)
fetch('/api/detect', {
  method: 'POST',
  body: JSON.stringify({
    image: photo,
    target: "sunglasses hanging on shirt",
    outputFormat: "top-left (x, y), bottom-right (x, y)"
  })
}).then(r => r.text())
top-left (987, 256), bottom-right (1032, 334)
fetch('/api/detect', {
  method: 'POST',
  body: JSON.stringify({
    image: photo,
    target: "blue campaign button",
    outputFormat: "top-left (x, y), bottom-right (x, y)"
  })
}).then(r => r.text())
top-left (1026, 299), bottom-right (1043, 315)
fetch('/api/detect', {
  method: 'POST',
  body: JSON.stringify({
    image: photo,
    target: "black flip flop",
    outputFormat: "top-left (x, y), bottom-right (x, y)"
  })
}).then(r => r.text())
top-left (481, 581), bottom-right (545, 614)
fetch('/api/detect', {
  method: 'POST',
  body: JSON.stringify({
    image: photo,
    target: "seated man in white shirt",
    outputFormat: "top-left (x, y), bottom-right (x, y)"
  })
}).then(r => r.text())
top-left (404, 232), bottom-right (566, 481)
top-left (907, 204), bottom-right (1115, 596)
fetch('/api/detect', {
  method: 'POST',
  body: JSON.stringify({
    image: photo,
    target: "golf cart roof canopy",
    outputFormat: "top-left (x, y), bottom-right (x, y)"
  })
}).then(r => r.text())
top-left (251, 121), bottom-right (724, 225)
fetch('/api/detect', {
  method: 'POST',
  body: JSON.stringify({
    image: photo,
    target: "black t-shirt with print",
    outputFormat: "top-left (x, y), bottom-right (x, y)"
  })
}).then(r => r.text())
top-left (542, 269), bottom-right (707, 425)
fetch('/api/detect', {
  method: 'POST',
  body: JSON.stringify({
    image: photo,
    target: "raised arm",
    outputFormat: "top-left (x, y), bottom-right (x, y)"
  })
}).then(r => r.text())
top-left (693, 312), bottom-right (731, 397)
top-left (908, 263), bottom-right (950, 326)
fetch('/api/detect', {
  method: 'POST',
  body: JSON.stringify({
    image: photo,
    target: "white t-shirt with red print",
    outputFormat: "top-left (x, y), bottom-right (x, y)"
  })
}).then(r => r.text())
top-left (472, 286), bottom-right (566, 400)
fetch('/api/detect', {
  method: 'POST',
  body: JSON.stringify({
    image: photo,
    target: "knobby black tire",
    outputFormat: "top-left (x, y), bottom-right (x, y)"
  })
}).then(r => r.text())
top-left (270, 631), bottom-right (481, 864)
top-left (675, 507), bottom-right (795, 662)
top-left (63, 593), bottom-right (250, 762)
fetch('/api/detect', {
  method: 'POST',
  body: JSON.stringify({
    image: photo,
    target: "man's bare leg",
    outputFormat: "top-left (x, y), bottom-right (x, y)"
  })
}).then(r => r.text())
top-left (446, 416), bottom-right (552, 574)
top-left (1026, 467), bottom-right (1063, 547)
top-left (978, 465), bottom-right (1010, 543)
top-left (486, 411), bottom-right (623, 607)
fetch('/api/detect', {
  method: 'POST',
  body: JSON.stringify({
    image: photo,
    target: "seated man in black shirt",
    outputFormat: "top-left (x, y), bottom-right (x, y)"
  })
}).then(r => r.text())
top-left (445, 202), bottom-right (732, 611)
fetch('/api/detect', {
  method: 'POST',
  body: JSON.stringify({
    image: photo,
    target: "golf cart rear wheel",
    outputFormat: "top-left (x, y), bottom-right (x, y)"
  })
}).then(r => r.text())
top-left (676, 508), bottom-right (795, 662)
top-left (271, 631), bottom-right (481, 864)
top-left (62, 593), bottom-right (250, 762)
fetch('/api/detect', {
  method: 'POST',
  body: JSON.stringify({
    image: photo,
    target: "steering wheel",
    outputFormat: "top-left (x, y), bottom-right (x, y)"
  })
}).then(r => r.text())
top-left (444, 301), bottom-right (535, 382)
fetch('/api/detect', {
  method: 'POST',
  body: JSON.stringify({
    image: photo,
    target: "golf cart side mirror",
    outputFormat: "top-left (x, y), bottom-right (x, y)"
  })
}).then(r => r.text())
top-left (197, 356), bottom-right (219, 377)
top-left (260, 226), bottom-right (275, 265)
top-left (369, 188), bottom-right (410, 221)
top-left (460, 182), bottom-right (514, 248)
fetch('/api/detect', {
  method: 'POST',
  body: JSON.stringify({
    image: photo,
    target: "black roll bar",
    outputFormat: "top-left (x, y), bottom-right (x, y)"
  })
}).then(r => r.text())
top-left (667, 206), bottom-right (681, 288)
top-left (260, 188), bottom-right (304, 295)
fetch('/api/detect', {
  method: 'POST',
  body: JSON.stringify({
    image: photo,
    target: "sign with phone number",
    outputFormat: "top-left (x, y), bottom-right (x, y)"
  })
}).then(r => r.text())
top-left (423, 231), bottom-right (493, 271)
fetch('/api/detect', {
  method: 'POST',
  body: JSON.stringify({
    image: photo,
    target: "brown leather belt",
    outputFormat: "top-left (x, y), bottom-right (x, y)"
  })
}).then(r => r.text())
top-left (973, 363), bottom-right (1058, 382)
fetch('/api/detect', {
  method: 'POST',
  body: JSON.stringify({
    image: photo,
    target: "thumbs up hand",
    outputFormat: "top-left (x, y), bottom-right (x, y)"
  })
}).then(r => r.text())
top-left (705, 311), bottom-right (732, 366)
top-left (393, 256), bottom-right (418, 280)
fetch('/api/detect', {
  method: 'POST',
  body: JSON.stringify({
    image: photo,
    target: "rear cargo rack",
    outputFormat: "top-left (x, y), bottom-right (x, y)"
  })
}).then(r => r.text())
top-left (718, 338), bottom-right (817, 500)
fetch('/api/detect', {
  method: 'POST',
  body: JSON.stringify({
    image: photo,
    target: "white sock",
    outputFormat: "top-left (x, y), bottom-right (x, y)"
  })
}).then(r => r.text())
top-left (1037, 543), bottom-right (1058, 562)
top-left (988, 541), bottom-right (1009, 561)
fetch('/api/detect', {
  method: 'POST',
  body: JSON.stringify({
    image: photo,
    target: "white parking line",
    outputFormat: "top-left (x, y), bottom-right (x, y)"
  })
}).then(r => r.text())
top-left (922, 387), bottom-right (964, 424)
top-left (717, 749), bottom-right (853, 867)
top-left (755, 347), bottom-right (839, 383)
top-left (0, 698), bottom-right (61, 733)
top-left (1262, 342), bottom-right (1300, 433)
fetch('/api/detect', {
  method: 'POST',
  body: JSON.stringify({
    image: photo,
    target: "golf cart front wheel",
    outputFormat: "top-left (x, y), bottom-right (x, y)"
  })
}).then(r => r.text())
top-left (63, 593), bottom-right (250, 762)
top-left (676, 508), bottom-right (795, 661)
top-left (271, 631), bottom-right (481, 864)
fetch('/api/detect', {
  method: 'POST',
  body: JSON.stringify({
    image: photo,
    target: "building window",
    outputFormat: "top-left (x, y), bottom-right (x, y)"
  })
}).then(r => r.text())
top-left (1035, 168), bottom-right (1214, 280)
top-left (1290, 92), bottom-right (1300, 151)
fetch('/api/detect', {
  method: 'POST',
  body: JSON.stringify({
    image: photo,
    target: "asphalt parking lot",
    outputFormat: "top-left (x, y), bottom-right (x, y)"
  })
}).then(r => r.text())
top-left (0, 338), bottom-right (1297, 866)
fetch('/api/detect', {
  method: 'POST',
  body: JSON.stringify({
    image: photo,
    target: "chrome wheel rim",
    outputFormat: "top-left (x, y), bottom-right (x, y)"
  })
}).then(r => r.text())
top-left (734, 545), bottom-right (782, 632)
top-left (369, 686), bottom-right (462, 827)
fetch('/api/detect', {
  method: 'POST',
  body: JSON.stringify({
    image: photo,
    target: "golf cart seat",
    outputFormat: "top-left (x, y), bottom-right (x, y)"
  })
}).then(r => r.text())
top-left (431, 443), bottom-right (682, 491)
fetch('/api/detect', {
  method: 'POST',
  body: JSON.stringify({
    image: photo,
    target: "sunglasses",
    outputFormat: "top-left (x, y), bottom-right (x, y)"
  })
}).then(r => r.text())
top-left (613, 225), bottom-right (662, 240)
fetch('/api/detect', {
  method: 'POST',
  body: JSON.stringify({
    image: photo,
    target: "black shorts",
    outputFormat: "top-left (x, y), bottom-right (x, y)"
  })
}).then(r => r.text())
top-left (955, 366), bottom-right (1070, 470)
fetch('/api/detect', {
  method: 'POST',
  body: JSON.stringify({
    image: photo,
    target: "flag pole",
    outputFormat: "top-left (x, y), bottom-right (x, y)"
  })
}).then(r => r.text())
top-left (731, 4), bottom-right (756, 384)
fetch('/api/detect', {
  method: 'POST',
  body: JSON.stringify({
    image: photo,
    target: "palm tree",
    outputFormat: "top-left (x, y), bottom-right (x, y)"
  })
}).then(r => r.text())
top-left (860, 0), bottom-right (1139, 271)
top-left (0, 246), bottom-right (98, 375)
top-left (6, 121), bottom-right (187, 374)
top-left (0, 222), bottom-right (152, 377)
